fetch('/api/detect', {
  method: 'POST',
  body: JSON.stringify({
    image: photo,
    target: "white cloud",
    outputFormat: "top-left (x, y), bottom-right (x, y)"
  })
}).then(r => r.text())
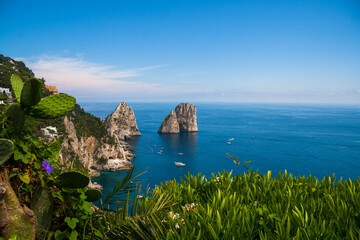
top-left (20, 55), bottom-right (201, 101)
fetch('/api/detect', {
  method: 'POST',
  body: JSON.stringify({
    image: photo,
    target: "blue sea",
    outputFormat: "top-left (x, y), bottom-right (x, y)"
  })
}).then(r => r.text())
top-left (80, 102), bottom-right (360, 192)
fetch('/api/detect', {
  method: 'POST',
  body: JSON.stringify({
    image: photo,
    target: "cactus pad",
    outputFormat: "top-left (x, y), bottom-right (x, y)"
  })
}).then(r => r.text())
top-left (20, 78), bottom-right (43, 108)
top-left (32, 188), bottom-right (53, 240)
top-left (56, 171), bottom-right (89, 189)
top-left (0, 139), bottom-right (14, 165)
top-left (30, 94), bottom-right (76, 119)
top-left (5, 104), bottom-right (25, 131)
top-left (85, 188), bottom-right (102, 202)
top-left (10, 74), bottom-right (24, 102)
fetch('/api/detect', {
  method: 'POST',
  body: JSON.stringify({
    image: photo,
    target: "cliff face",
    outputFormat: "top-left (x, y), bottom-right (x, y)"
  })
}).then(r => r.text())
top-left (59, 116), bottom-right (134, 173)
top-left (59, 102), bottom-right (141, 173)
top-left (175, 103), bottom-right (198, 132)
top-left (158, 103), bottom-right (198, 133)
top-left (106, 102), bottom-right (141, 141)
top-left (158, 110), bottom-right (180, 133)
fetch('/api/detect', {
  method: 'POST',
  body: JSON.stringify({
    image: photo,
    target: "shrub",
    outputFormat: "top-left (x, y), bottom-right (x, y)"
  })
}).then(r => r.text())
top-left (110, 170), bottom-right (360, 239)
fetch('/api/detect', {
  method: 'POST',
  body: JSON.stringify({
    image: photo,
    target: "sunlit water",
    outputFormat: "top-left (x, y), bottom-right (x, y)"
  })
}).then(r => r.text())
top-left (79, 102), bottom-right (360, 194)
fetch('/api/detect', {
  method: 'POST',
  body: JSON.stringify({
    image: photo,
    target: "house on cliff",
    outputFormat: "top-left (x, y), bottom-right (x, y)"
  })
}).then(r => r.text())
top-left (45, 85), bottom-right (59, 95)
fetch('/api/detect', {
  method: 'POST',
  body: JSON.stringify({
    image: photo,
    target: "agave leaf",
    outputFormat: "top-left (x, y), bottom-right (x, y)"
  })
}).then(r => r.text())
top-left (20, 78), bottom-right (43, 108)
top-left (0, 138), bottom-right (14, 165)
top-left (30, 94), bottom-right (76, 119)
top-left (10, 74), bottom-right (24, 102)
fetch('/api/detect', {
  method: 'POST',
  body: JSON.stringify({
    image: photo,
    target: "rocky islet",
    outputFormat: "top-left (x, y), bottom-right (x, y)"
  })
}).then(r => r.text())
top-left (158, 103), bottom-right (198, 133)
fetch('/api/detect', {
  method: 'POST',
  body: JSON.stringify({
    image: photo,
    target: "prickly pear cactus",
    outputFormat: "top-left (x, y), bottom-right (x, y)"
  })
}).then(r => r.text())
top-left (5, 104), bottom-right (26, 131)
top-left (20, 78), bottom-right (43, 108)
top-left (32, 188), bottom-right (53, 240)
top-left (56, 171), bottom-right (89, 189)
top-left (30, 94), bottom-right (76, 119)
top-left (85, 188), bottom-right (102, 202)
top-left (0, 139), bottom-right (14, 165)
top-left (10, 74), bottom-right (24, 102)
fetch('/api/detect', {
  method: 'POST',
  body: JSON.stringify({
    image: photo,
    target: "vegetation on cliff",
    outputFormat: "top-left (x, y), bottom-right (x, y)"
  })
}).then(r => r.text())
top-left (0, 54), bottom-right (35, 89)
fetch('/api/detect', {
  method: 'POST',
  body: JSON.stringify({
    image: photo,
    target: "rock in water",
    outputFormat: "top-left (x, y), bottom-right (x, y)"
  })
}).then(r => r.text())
top-left (158, 110), bottom-right (180, 133)
top-left (175, 103), bottom-right (198, 132)
top-left (106, 102), bottom-right (141, 141)
top-left (158, 103), bottom-right (198, 133)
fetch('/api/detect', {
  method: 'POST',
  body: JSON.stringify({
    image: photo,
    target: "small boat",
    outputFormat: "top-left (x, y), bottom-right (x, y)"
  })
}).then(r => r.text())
top-left (178, 153), bottom-right (183, 155)
top-left (226, 141), bottom-right (232, 144)
top-left (228, 138), bottom-right (235, 141)
top-left (174, 162), bottom-right (186, 167)
top-left (157, 151), bottom-right (163, 154)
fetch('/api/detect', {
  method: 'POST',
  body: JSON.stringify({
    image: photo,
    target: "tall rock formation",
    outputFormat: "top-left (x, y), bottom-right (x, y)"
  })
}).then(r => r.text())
top-left (158, 103), bottom-right (198, 133)
top-left (59, 116), bottom-right (134, 173)
top-left (175, 103), bottom-right (198, 132)
top-left (59, 102), bottom-right (141, 174)
top-left (158, 110), bottom-right (180, 133)
top-left (106, 102), bottom-right (141, 141)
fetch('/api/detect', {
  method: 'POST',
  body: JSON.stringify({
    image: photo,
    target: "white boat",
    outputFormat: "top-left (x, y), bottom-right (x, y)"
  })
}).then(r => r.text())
top-left (174, 162), bottom-right (186, 167)
top-left (178, 153), bottom-right (183, 155)
top-left (226, 141), bottom-right (232, 144)
top-left (228, 138), bottom-right (235, 141)
top-left (157, 151), bottom-right (163, 154)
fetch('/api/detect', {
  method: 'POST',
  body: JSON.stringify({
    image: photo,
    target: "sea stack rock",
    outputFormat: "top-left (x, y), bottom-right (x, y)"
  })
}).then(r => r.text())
top-left (158, 103), bottom-right (198, 133)
top-left (106, 102), bottom-right (141, 141)
top-left (158, 110), bottom-right (180, 133)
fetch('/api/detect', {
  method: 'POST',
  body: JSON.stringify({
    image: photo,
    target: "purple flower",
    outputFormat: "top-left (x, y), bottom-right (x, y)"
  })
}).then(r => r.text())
top-left (42, 161), bottom-right (53, 173)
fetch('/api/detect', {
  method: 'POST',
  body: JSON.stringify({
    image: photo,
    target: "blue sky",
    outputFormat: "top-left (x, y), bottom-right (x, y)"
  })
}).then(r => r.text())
top-left (1, 0), bottom-right (360, 104)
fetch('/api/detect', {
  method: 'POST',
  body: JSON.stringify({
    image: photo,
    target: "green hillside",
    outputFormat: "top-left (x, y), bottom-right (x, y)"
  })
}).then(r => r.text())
top-left (0, 54), bottom-right (35, 89)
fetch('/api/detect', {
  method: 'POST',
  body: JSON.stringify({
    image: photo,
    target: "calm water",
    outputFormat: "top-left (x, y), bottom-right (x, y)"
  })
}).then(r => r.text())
top-left (80, 102), bottom-right (360, 192)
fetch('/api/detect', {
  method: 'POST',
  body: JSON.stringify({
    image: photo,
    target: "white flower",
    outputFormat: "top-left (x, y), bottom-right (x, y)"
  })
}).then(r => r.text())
top-left (175, 223), bottom-right (180, 229)
top-left (168, 212), bottom-right (180, 219)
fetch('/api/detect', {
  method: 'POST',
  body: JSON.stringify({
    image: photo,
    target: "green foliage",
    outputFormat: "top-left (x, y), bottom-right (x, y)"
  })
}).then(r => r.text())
top-left (10, 74), bottom-right (24, 102)
top-left (85, 188), bottom-right (103, 202)
top-left (0, 93), bottom-right (8, 100)
top-left (99, 156), bottom-right (108, 165)
top-left (227, 152), bottom-right (253, 170)
top-left (20, 78), bottom-right (43, 108)
top-left (68, 104), bottom-right (108, 140)
top-left (5, 104), bottom-right (26, 132)
top-left (32, 188), bottom-right (54, 240)
top-left (0, 138), bottom-right (13, 165)
top-left (109, 170), bottom-right (360, 239)
top-left (55, 171), bottom-right (90, 189)
top-left (0, 54), bottom-right (34, 91)
top-left (30, 94), bottom-right (76, 119)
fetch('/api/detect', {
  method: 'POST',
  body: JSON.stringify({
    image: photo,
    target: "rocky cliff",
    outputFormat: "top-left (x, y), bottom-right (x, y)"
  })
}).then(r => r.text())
top-left (158, 110), bottom-right (180, 133)
top-left (59, 116), bottom-right (134, 174)
top-left (158, 103), bottom-right (198, 133)
top-left (59, 103), bottom-right (140, 175)
top-left (106, 102), bottom-right (141, 141)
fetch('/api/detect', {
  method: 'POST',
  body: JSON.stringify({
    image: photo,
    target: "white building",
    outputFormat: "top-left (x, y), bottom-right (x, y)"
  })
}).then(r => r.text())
top-left (41, 126), bottom-right (58, 138)
top-left (0, 87), bottom-right (12, 98)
